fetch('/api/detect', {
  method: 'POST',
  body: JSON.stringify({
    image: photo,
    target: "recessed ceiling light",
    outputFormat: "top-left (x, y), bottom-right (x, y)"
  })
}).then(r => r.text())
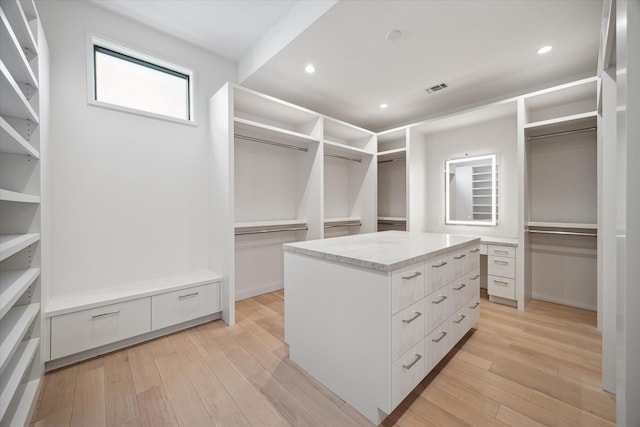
top-left (305, 64), bottom-right (315, 74)
top-left (380, 103), bottom-right (388, 109)
top-left (385, 29), bottom-right (402, 42)
top-left (537, 45), bottom-right (552, 54)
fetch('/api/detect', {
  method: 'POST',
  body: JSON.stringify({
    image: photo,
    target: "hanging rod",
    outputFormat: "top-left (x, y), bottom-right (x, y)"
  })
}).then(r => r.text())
top-left (526, 127), bottom-right (596, 141)
top-left (235, 226), bottom-right (308, 236)
top-left (378, 157), bottom-right (406, 164)
top-left (378, 222), bottom-right (407, 226)
top-left (324, 153), bottom-right (362, 163)
top-left (234, 134), bottom-right (308, 152)
top-left (526, 229), bottom-right (597, 237)
top-left (324, 222), bottom-right (362, 228)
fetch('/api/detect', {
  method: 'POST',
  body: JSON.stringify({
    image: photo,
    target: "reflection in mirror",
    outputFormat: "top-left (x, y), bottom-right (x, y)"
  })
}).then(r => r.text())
top-left (445, 153), bottom-right (497, 225)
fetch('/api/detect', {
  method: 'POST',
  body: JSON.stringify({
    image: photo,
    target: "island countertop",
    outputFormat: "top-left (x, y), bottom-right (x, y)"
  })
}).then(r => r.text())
top-left (283, 231), bottom-right (480, 272)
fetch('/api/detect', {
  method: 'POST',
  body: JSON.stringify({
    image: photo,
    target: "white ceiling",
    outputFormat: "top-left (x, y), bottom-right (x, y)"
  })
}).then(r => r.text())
top-left (91, 0), bottom-right (604, 132)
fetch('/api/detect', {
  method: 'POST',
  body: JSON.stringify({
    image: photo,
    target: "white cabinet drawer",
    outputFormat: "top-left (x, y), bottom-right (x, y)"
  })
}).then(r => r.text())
top-left (391, 339), bottom-right (425, 409)
top-left (391, 262), bottom-right (425, 314)
top-left (467, 244), bottom-right (481, 270)
top-left (467, 298), bottom-right (481, 327)
top-left (426, 324), bottom-right (450, 374)
top-left (425, 286), bottom-right (450, 334)
top-left (488, 255), bottom-right (515, 278)
top-left (425, 254), bottom-right (449, 294)
top-left (450, 307), bottom-right (469, 345)
top-left (448, 250), bottom-right (470, 281)
top-left (51, 298), bottom-right (151, 359)
top-left (449, 276), bottom-right (471, 313)
top-left (488, 275), bottom-right (515, 299)
top-left (391, 298), bottom-right (425, 361)
top-left (487, 245), bottom-right (515, 258)
top-left (152, 282), bottom-right (221, 331)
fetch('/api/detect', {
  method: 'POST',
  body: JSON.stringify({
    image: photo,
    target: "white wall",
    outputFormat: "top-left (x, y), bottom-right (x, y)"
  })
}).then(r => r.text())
top-left (419, 115), bottom-right (518, 238)
top-left (37, 1), bottom-right (236, 296)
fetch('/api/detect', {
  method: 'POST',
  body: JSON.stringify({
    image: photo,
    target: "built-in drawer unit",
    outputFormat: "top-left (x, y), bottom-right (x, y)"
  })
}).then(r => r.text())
top-left (425, 254), bottom-right (449, 294)
top-left (487, 243), bottom-right (517, 301)
top-left (391, 298), bottom-right (425, 361)
top-left (426, 285), bottom-right (450, 333)
top-left (392, 339), bottom-right (425, 408)
top-left (449, 249), bottom-right (470, 281)
top-left (152, 282), bottom-right (220, 330)
top-left (391, 262), bottom-right (425, 313)
top-left (50, 298), bottom-right (151, 359)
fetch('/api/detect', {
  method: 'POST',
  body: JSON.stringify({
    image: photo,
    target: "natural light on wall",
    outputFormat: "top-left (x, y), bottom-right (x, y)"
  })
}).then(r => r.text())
top-left (91, 39), bottom-right (193, 122)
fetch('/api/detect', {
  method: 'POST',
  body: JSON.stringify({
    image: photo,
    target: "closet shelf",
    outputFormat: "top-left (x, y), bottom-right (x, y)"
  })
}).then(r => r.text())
top-left (323, 118), bottom-right (374, 148)
top-left (0, 61), bottom-right (39, 123)
top-left (0, 189), bottom-right (40, 203)
top-left (0, 337), bottom-right (39, 420)
top-left (0, 302), bottom-right (39, 376)
top-left (378, 216), bottom-right (406, 222)
top-left (324, 140), bottom-right (373, 160)
top-left (0, 0), bottom-right (38, 59)
top-left (235, 219), bottom-right (307, 230)
top-left (527, 221), bottom-right (597, 229)
top-left (378, 148), bottom-right (406, 163)
top-left (0, 117), bottom-right (38, 157)
top-left (234, 117), bottom-right (319, 149)
top-left (324, 216), bottom-right (361, 225)
top-left (0, 233), bottom-right (40, 262)
top-left (0, 268), bottom-right (40, 319)
top-left (0, 9), bottom-right (38, 89)
top-left (3, 377), bottom-right (40, 427)
top-left (524, 111), bottom-right (597, 131)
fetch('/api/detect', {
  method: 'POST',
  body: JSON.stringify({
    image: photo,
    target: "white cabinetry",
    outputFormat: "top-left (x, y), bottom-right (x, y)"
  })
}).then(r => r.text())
top-left (210, 84), bottom-right (376, 308)
top-left (284, 233), bottom-right (480, 425)
top-left (45, 271), bottom-right (221, 369)
top-left (0, 0), bottom-right (46, 424)
top-left (377, 128), bottom-right (407, 231)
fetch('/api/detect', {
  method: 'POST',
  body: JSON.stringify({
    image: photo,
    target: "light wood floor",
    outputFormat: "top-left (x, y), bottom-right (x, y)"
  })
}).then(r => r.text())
top-left (31, 289), bottom-right (615, 427)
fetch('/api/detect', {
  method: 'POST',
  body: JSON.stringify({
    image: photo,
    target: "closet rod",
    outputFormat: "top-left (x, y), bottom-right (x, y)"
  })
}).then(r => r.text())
top-left (324, 222), bottom-right (362, 228)
top-left (378, 157), bottom-right (406, 164)
top-left (526, 229), bottom-right (597, 237)
top-left (234, 134), bottom-right (308, 152)
top-left (324, 153), bottom-right (362, 163)
top-left (235, 226), bottom-right (308, 236)
top-left (526, 127), bottom-right (596, 141)
top-left (378, 222), bottom-right (406, 226)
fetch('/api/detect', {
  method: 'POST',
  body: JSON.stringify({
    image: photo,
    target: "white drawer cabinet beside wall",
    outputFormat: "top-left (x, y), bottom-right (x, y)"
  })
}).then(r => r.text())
top-left (284, 232), bottom-right (481, 425)
top-left (44, 271), bottom-right (221, 369)
top-left (483, 240), bottom-right (518, 305)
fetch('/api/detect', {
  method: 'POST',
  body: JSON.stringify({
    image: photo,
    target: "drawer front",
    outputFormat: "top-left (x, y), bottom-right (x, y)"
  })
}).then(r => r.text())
top-left (152, 282), bottom-right (221, 331)
top-left (391, 339), bottom-right (425, 409)
top-left (467, 298), bottom-right (481, 327)
top-left (425, 286), bottom-right (450, 334)
top-left (425, 254), bottom-right (449, 295)
top-left (488, 255), bottom-right (515, 278)
top-left (488, 275), bottom-right (515, 299)
top-left (467, 244), bottom-right (481, 270)
top-left (51, 298), bottom-right (151, 359)
top-left (449, 274), bottom-right (472, 313)
top-left (467, 269), bottom-right (481, 295)
top-left (487, 245), bottom-right (515, 258)
top-left (426, 324), bottom-right (451, 374)
top-left (391, 262), bottom-right (425, 314)
top-left (448, 250), bottom-right (470, 281)
top-left (450, 307), bottom-right (470, 345)
top-left (392, 298), bottom-right (426, 361)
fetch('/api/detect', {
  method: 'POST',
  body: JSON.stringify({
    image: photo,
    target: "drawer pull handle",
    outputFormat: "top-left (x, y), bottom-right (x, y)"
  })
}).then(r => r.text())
top-left (469, 248), bottom-right (480, 253)
top-left (470, 302), bottom-right (480, 309)
top-left (454, 254), bottom-right (466, 260)
top-left (402, 272), bottom-right (422, 280)
top-left (432, 261), bottom-right (447, 268)
top-left (432, 331), bottom-right (447, 343)
top-left (402, 353), bottom-right (422, 370)
top-left (402, 311), bottom-right (422, 324)
top-left (454, 283), bottom-right (466, 291)
top-left (432, 295), bottom-right (447, 304)
top-left (179, 292), bottom-right (200, 299)
top-left (454, 314), bottom-right (466, 324)
top-left (494, 250), bottom-right (509, 255)
top-left (469, 274), bottom-right (480, 280)
top-left (494, 260), bottom-right (509, 265)
top-left (494, 280), bottom-right (509, 286)
top-left (92, 310), bottom-right (120, 319)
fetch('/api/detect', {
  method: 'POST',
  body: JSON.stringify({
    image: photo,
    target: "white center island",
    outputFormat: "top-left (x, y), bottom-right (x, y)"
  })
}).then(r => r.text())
top-left (283, 231), bottom-right (481, 425)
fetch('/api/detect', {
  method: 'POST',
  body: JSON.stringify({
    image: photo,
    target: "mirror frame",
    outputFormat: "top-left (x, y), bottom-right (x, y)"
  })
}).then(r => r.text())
top-left (445, 153), bottom-right (498, 226)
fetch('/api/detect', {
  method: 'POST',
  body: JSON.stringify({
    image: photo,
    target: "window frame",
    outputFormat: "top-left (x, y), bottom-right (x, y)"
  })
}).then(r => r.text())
top-left (87, 34), bottom-right (197, 125)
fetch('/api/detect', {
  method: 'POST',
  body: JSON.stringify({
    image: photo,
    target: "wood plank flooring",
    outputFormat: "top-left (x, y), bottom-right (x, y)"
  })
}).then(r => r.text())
top-left (31, 290), bottom-right (615, 426)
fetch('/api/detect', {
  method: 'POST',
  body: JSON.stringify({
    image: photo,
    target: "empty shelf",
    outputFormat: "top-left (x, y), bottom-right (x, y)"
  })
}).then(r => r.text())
top-left (0, 268), bottom-right (40, 319)
top-left (0, 233), bottom-right (40, 262)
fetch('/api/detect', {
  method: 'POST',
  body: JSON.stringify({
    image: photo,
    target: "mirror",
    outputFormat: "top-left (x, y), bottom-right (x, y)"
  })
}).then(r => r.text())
top-left (445, 153), bottom-right (498, 226)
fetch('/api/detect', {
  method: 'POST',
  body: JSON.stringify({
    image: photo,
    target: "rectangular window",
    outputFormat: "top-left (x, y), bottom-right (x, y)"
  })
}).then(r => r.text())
top-left (90, 38), bottom-right (194, 123)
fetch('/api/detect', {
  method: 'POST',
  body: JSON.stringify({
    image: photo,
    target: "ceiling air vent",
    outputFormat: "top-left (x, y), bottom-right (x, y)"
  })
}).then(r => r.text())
top-left (426, 83), bottom-right (448, 94)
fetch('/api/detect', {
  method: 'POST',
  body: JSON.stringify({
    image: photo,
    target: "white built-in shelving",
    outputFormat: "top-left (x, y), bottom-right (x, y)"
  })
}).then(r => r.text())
top-left (210, 84), bottom-right (376, 308)
top-left (0, 0), bottom-right (46, 424)
top-left (377, 128), bottom-right (407, 231)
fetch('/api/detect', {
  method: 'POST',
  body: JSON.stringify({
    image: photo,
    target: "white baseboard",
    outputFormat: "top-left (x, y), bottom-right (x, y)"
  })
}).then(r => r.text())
top-left (531, 293), bottom-right (596, 311)
top-left (235, 281), bottom-right (283, 301)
